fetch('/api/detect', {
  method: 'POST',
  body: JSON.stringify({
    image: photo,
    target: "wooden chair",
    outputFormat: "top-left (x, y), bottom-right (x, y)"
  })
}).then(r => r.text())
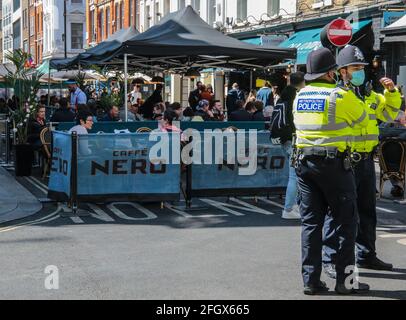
top-left (136, 127), bottom-right (152, 133)
top-left (378, 138), bottom-right (406, 198)
top-left (40, 127), bottom-right (52, 179)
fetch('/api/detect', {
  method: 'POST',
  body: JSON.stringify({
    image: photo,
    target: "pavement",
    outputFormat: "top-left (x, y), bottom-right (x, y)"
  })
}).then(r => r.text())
top-left (0, 167), bottom-right (42, 224)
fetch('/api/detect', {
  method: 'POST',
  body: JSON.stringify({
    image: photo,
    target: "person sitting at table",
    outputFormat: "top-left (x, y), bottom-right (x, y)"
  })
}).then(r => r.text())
top-left (128, 102), bottom-right (144, 122)
top-left (50, 98), bottom-right (76, 123)
top-left (102, 105), bottom-right (120, 122)
top-left (252, 101), bottom-right (266, 121)
top-left (69, 111), bottom-right (94, 155)
top-left (228, 100), bottom-right (252, 121)
top-left (152, 102), bottom-right (166, 121)
top-left (168, 102), bottom-right (183, 121)
top-left (27, 105), bottom-right (47, 151)
top-left (194, 99), bottom-right (215, 121)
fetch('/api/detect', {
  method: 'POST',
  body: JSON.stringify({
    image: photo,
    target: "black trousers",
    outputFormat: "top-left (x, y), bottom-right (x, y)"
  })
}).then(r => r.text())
top-left (323, 157), bottom-right (377, 264)
top-left (296, 156), bottom-right (357, 286)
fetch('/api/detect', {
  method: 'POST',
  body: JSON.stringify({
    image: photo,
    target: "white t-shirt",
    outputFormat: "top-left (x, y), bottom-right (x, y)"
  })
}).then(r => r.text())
top-left (69, 125), bottom-right (90, 155)
top-left (69, 125), bottom-right (88, 135)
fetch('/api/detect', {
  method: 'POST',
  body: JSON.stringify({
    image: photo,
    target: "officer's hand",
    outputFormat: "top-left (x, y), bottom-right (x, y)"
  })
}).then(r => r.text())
top-left (380, 77), bottom-right (396, 91)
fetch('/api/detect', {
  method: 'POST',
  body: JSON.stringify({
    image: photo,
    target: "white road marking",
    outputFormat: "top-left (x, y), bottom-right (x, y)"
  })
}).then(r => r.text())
top-left (24, 176), bottom-right (48, 194)
top-left (107, 202), bottom-right (158, 221)
top-left (164, 203), bottom-right (193, 218)
top-left (164, 202), bottom-right (229, 218)
top-left (376, 207), bottom-right (398, 214)
top-left (0, 205), bottom-right (61, 233)
top-left (257, 197), bottom-right (285, 209)
top-left (30, 176), bottom-right (49, 190)
top-left (199, 199), bottom-right (246, 216)
top-left (86, 203), bottom-right (116, 222)
top-left (70, 216), bottom-right (84, 224)
top-left (229, 198), bottom-right (275, 215)
top-left (397, 238), bottom-right (406, 246)
top-left (379, 233), bottom-right (406, 238)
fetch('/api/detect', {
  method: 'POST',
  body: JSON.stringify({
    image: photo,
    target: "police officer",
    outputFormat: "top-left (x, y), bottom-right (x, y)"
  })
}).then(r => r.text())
top-left (322, 45), bottom-right (401, 278)
top-left (293, 48), bottom-right (370, 295)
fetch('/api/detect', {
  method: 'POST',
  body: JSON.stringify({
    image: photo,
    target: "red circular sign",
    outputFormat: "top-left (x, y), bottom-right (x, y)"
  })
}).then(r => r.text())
top-left (327, 18), bottom-right (353, 47)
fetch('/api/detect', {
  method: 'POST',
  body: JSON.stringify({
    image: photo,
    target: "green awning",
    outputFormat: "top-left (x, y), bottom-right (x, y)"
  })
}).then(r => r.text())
top-left (279, 20), bottom-right (372, 65)
top-left (37, 59), bottom-right (56, 74)
top-left (242, 37), bottom-right (262, 45)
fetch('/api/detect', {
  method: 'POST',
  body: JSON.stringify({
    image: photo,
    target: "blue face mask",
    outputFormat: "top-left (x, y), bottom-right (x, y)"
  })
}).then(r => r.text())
top-left (350, 69), bottom-right (365, 87)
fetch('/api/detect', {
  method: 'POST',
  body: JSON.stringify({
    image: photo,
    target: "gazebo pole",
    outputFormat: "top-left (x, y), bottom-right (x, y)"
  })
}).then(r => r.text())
top-left (124, 54), bottom-right (128, 122)
top-left (47, 60), bottom-right (51, 107)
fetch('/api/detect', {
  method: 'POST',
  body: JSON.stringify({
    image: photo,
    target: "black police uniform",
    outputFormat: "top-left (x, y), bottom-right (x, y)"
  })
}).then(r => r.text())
top-left (294, 48), bottom-right (369, 294)
top-left (322, 46), bottom-right (393, 275)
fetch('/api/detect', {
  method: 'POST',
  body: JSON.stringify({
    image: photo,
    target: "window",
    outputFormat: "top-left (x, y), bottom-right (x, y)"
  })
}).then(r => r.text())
top-left (30, 16), bottom-right (34, 36)
top-left (106, 7), bottom-right (110, 36)
top-left (208, 0), bottom-right (216, 26)
top-left (13, 0), bottom-right (20, 12)
top-left (89, 9), bottom-right (95, 42)
top-left (136, 0), bottom-right (140, 30)
top-left (154, 2), bottom-right (159, 24)
top-left (115, 3), bottom-right (119, 31)
top-left (178, 0), bottom-right (185, 10)
top-left (99, 11), bottom-right (104, 40)
top-left (120, 2), bottom-right (124, 29)
top-left (192, 0), bottom-right (200, 13)
top-left (129, 0), bottom-right (134, 26)
top-left (237, 0), bottom-right (247, 21)
top-left (13, 19), bottom-right (21, 50)
top-left (145, 5), bottom-right (151, 29)
top-left (23, 40), bottom-right (28, 53)
top-left (164, 0), bottom-right (170, 16)
top-left (267, 0), bottom-right (280, 16)
top-left (71, 23), bottom-right (83, 49)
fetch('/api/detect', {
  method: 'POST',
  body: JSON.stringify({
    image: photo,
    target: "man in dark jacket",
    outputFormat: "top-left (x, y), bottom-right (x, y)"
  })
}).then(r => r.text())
top-left (188, 81), bottom-right (202, 112)
top-left (226, 83), bottom-right (245, 115)
top-left (50, 98), bottom-right (75, 123)
top-left (140, 84), bottom-right (163, 119)
top-left (228, 100), bottom-right (252, 121)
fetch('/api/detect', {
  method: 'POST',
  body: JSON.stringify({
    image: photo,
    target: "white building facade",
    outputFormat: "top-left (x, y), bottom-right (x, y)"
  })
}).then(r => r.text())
top-left (139, 0), bottom-right (297, 32)
top-left (42, 0), bottom-right (86, 61)
top-left (2, 0), bottom-right (23, 63)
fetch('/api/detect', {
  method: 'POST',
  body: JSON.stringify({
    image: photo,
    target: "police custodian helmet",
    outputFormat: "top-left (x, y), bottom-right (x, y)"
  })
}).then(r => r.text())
top-left (337, 45), bottom-right (369, 70)
top-left (305, 48), bottom-right (338, 81)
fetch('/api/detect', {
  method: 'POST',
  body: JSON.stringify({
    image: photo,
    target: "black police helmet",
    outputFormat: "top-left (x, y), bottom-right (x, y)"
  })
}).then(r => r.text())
top-left (337, 45), bottom-right (369, 70)
top-left (305, 48), bottom-right (338, 81)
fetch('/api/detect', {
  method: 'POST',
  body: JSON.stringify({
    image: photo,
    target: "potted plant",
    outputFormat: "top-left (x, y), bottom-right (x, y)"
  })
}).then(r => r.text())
top-left (4, 49), bottom-right (43, 176)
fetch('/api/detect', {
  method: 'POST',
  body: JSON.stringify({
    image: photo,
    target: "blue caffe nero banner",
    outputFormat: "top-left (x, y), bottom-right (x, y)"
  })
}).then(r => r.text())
top-left (191, 131), bottom-right (289, 194)
top-left (48, 132), bottom-right (72, 199)
top-left (76, 133), bottom-right (181, 199)
top-left (48, 132), bottom-right (181, 201)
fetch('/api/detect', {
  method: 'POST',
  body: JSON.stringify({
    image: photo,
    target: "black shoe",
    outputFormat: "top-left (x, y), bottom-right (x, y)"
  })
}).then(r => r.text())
top-left (303, 281), bottom-right (329, 296)
top-left (391, 186), bottom-right (404, 198)
top-left (357, 257), bottom-right (393, 271)
top-left (335, 282), bottom-right (370, 295)
top-left (323, 264), bottom-right (337, 279)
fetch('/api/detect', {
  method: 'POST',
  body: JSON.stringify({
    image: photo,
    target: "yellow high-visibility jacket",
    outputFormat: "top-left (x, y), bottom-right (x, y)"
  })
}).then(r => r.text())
top-left (293, 82), bottom-right (369, 152)
top-left (351, 89), bottom-right (402, 152)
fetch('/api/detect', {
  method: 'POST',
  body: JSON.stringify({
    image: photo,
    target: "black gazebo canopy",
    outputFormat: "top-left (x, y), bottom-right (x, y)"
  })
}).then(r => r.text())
top-left (60, 6), bottom-right (296, 72)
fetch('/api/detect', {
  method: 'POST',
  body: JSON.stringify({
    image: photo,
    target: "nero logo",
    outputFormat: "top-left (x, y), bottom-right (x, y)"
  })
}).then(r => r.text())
top-left (297, 99), bottom-right (326, 112)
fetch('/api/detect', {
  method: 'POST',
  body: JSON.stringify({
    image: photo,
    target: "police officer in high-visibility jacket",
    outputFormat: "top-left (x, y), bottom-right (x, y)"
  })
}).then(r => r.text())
top-left (293, 48), bottom-right (370, 295)
top-left (322, 45), bottom-right (401, 278)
